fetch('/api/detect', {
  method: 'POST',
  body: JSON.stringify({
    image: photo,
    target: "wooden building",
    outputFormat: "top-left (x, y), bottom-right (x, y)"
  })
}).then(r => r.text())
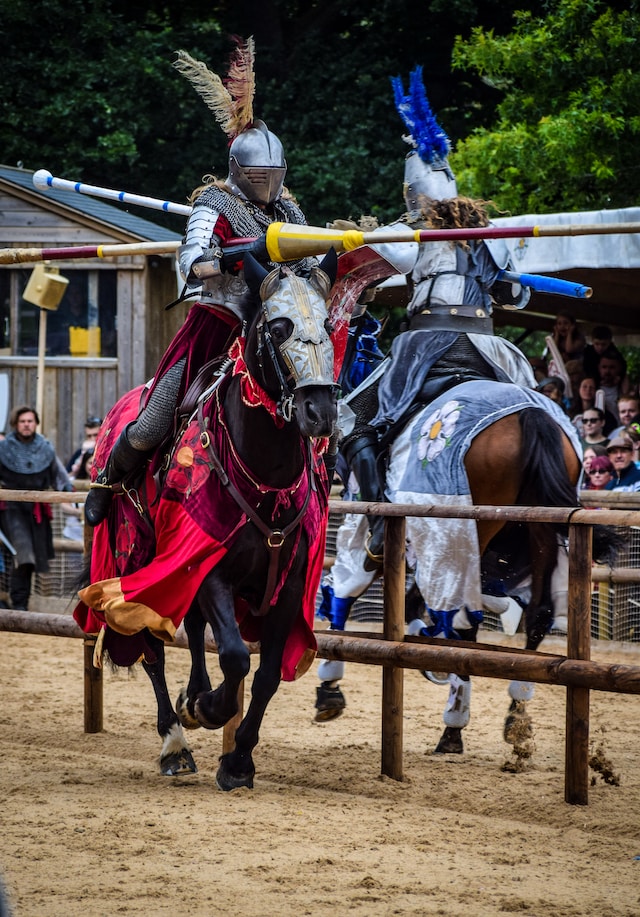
top-left (0, 164), bottom-right (188, 463)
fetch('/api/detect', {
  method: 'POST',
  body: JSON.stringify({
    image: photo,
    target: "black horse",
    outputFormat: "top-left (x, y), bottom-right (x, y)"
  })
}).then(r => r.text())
top-left (75, 252), bottom-right (338, 790)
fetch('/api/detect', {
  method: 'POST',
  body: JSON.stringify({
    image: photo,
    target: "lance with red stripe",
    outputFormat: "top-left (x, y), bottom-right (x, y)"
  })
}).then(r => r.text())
top-left (1, 171), bottom-right (637, 301)
top-left (3, 219), bottom-right (639, 268)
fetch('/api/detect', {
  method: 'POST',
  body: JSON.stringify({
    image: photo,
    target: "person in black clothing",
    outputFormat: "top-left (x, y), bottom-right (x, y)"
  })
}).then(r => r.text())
top-left (582, 325), bottom-right (617, 384)
top-left (0, 406), bottom-right (72, 609)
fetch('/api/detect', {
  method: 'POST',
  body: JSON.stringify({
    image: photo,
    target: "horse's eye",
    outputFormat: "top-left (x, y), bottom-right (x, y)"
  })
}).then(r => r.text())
top-left (269, 318), bottom-right (292, 345)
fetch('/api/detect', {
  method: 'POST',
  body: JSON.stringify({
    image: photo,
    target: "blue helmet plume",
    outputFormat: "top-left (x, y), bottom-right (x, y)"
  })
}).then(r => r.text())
top-left (391, 65), bottom-right (451, 165)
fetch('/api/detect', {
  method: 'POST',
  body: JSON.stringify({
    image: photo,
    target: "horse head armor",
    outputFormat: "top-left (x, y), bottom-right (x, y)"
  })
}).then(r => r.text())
top-left (245, 250), bottom-right (337, 391)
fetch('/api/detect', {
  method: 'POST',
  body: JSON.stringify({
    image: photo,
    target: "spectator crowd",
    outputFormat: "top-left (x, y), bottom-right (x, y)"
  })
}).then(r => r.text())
top-left (532, 314), bottom-right (640, 494)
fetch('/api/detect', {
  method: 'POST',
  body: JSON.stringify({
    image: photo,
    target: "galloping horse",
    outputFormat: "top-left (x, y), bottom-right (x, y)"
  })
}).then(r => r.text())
top-left (317, 246), bottom-right (598, 750)
top-left (322, 377), bottom-right (586, 749)
top-left (74, 252), bottom-right (338, 790)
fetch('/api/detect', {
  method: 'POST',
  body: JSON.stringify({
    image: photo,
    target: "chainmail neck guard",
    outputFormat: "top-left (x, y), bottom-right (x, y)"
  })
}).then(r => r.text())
top-left (196, 186), bottom-right (315, 274)
top-left (0, 431), bottom-right (55, 475)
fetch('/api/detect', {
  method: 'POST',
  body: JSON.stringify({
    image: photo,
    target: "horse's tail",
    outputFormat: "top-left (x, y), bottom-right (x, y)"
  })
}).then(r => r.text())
top-left (516, 408), bottom-right (578, 508)
top-left (75, 556), bottom-right (92, 594)
top-left (517, 407), bottom-right (623, 565)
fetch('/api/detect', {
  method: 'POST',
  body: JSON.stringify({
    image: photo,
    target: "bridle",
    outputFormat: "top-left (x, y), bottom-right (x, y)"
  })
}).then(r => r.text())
top-left (193, 265), bottom-right (336, 616)
top-left (254, 304), bottom-right (296, 423)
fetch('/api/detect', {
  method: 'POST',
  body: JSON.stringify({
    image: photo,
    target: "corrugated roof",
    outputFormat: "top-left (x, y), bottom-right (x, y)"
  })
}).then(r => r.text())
top-left (0, 164), bottom-right (182, 242)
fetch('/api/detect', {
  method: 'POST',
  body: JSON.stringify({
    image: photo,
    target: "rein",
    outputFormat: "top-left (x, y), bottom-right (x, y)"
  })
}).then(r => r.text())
top-left (255, 305), bottom-right (296, 422)
top-left (197, 367), bottom-right (314, 618)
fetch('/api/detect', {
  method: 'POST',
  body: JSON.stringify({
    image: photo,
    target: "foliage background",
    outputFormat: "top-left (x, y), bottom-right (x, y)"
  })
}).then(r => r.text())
top-left (3, 0), bottom-right (636, 232)
top-left (1, 1), bottom-right (638, 359)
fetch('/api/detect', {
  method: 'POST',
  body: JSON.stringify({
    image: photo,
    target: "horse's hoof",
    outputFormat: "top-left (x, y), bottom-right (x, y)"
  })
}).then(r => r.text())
top-left (175, 688), bottom-right (202, 730)
top-left (314, 682), bottom-right (346, 722)
top-left (433, 727), bottom-right (464, 754)
top-left (504, 700), bottom-right (533, 745)
top-left (160, 748), bottom-right (198, 777)
top-left (216, 756), bottom-right (255, 791)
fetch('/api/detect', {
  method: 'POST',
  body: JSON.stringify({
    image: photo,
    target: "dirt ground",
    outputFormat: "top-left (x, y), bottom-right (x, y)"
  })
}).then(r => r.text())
top-left (1, 623), bottom-right (640, 917)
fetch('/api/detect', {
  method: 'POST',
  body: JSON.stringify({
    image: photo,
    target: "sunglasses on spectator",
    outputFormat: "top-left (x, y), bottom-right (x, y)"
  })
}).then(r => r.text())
top-left (590, 469), bottom-right (611, 475)
top-left (583, 417), bottom-right (601, 423)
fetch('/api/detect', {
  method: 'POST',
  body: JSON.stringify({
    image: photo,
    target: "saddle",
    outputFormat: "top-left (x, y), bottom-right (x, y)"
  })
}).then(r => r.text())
top-left (152, 355), bottom-right (232, 484)
top-left (378, 335), bottom-right (498, 454)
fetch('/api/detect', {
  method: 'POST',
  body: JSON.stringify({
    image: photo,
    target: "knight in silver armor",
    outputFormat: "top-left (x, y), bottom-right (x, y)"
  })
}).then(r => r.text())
top-left (86, 40), bottom-right (314, 526)
top-left (315, 69), bottom-right (536, 721)
top-left (336, 67), bottom-right (535, 569)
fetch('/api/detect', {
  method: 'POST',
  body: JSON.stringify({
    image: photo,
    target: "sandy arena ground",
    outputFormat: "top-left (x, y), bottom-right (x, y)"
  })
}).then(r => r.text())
top-left (1, 623), bottom-right (640, 917)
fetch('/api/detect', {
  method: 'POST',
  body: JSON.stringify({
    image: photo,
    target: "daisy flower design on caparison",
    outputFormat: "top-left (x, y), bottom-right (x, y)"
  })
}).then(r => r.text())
top-left (416, 400), bottom-right (461, 465)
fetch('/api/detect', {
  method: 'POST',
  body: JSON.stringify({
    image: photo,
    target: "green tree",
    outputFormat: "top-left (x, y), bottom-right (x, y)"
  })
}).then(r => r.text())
top-left (1, 0), bottom-right (537, 229)
top-left (450, 0), bottom-right (640, 214)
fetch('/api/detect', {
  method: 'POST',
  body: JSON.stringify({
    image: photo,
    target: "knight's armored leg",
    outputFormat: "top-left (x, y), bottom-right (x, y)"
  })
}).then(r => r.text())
top-left (85, 359), bottom-right (185, 525)
top-left (314, 582), bottom-right (352, 721)
top-left (84, 424), bottom-right (144, 525)
top-left (341, 428), bottom-right (385, 568)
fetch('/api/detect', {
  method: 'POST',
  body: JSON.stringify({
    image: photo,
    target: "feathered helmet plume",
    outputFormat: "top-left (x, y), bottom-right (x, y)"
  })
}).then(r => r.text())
top-left (173, 36), bottom-right (256, 143)
top-left (390, 65), bottom-right (450, 164)
top-left (390, 65), bottom-right (457, 207)
top-left (173, 36), bottom-right (286, 204)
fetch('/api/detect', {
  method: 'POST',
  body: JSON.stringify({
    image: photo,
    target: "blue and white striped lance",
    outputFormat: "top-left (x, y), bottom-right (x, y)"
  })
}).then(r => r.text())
top-left (32, 170), bottom-right (192, 217)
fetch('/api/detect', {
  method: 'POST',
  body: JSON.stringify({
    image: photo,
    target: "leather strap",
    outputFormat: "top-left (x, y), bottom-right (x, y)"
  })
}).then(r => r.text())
top-left (410, 305), bottom-right (494, 334)
top-left (197, 396), bottom-right (313, 616)
top-left (178, 356), bottom-right (230, 420)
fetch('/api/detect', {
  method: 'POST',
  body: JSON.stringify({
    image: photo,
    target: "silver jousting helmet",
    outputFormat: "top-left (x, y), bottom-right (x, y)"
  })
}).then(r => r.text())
top-left (403, 149), bottom-right (457, 210)
top-left (227, 120), bottom-right (287, 206)
top-left (391, 66), bottom-right (458, 208)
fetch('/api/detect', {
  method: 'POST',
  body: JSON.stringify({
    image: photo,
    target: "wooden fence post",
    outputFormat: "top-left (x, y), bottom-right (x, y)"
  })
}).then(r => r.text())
top-left (565, 522), bottom-right (593, 805)
top-left (83, 638), bottom-right (103, 733)
top-left (381, 515), bottom-right (406, 781)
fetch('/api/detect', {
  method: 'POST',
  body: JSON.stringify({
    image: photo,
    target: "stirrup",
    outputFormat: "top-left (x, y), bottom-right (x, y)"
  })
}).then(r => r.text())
top-left (364, 531), bottom-right (384, 567)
